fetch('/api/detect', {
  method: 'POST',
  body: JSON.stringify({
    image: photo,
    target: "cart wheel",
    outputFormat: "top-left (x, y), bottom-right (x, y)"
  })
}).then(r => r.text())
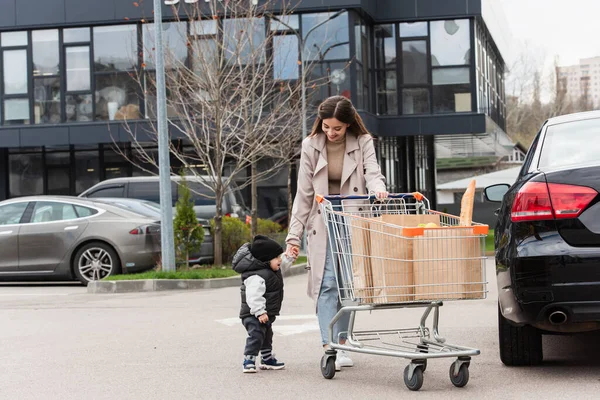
top-left (321, 355), bottom-right (336, 379)
top-left (449, 361), bottom-right (470, 388)
top-left (417, 344), bottom-right (429, 373)
top-left (403, 365), bottom-right (424, 391)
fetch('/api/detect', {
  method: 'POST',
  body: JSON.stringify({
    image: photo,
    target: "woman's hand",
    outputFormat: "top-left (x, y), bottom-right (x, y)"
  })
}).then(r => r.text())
top-left (375, 191), bottom-right (388, 200)
top-left (286, 244), bottom-right (300, 260)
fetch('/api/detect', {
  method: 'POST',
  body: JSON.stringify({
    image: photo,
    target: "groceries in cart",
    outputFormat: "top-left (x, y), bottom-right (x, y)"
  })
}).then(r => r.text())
top-left (316, 182), bottom-right (488, 391)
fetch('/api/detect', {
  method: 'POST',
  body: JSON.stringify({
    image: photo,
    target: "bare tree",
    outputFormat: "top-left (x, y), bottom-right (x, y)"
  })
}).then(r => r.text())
top-left (120, 0), bottom-right (343, 264)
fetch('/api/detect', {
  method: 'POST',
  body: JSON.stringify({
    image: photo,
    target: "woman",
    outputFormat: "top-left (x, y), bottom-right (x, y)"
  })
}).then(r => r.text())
top-left (286, 96), bottom-right (387, 369)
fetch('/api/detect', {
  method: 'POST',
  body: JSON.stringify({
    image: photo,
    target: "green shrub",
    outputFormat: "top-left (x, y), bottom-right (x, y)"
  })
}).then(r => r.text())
top-left (212, 216), bottom-right (251, 264)
top-left (173, 176), bottom-right (204, 268)
top-left (256, 218), bottom-right (283, 235)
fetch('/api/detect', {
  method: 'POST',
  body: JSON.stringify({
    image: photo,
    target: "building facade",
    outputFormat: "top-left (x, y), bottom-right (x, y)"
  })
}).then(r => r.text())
top-left (557, 56), bottom-right (600, 108)
top-left (0, 0), bottom-right (508, 213)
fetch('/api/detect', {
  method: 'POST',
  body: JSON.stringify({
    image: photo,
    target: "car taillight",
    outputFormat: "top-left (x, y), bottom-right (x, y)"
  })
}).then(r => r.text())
top-left (129, 227), bottom-right (145, 235)
top-left (129, 225), bottom-right (158, 235)
top-left (511, 182), bottom-right (597, 222)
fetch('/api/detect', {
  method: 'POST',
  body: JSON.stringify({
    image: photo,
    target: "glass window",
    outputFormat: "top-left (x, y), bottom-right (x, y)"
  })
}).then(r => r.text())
top-left (32, 30), bottom-right (59, 76)
top-left (273, 34), bottom-right (299, 80)
top-left (64, 28), bottom-right (90, 43)
top-left (402, 88), bottom-right (429, 114)
top-left (375, 25), bottom-right (396, 69)
top-left (31, 202), bottom-right (78, 223)
top-left (75, 205), bottom-right (96, 217)
top-left (270, 15), bottom-right (299, 31)
top-left (191, 20), bottom-right (217, 35)
top-left (66, 46), bottom-right (91, 92)
top-left (3, 50), bottom-right (28, 94)
top-left (143, 22), bottom-right (188, 69)
top-left (430, 19), bottom-right (470, 66)
top-left (376, 70), bottom-right (398, 115)
top-left (93, 25), bottom-right (138, 72)
top-left (432, 67), bottom-right (470, 85)
top-left (0, 203), bottom-right (28, 225)
top-left (95, 74), bottom-right (140, 121)
top-left (74, 150), bottom-right (99, 194)
top-left (4, 99), bottom-right (30, 125)
top-left (9, 153), bottom-right (43, 196)
top-left (223, 18), bottom-right (266, 64)
top-left (402, 41), bottom-right (427, 84)
top-left (87, 186), bottom-right (125, 198)
top-left (302, 12), bottom-right (350, 61)
top-left (128, 182), bottom-right (160, 203)
top-left (433, 79), bottom-right (471, 114)
top-left (1, 31), bottom-right (27, 47)
top-left (539, 118), bottom-right (600, 169)
top-left (400, 22), bottom-right (428, 37)
top-left (34, 77), bottom-right (61, 124)
top-left (66, 94), bottom-right (93, 122)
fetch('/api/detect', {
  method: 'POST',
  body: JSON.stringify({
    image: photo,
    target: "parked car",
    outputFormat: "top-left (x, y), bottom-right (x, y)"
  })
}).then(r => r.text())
top-left (485, 110), bottom-right (600, 366)
top-left (0, 196), bottom-right (161, 285)
top-left (91, 197), bottom-right (214, 264)
top-left (78, 175), bottom-right (249, 222)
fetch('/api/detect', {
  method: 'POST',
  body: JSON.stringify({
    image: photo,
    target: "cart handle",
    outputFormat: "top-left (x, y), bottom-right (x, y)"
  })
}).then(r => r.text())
top-left (316, 192), bottom-right (425, 203)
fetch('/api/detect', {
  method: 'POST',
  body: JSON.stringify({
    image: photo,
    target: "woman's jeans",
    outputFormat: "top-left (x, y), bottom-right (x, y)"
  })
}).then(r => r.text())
top-left (317, 199), bottom-right (350, 346)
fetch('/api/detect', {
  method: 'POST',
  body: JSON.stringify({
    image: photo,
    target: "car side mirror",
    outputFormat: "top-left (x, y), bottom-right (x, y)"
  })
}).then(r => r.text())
top-left (484, 184), bottom-right (511, 203)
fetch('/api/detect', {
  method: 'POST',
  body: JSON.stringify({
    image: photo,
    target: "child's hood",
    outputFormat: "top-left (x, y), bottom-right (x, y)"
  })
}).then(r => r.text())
top-left (232, 243), bottom-right (267, 274)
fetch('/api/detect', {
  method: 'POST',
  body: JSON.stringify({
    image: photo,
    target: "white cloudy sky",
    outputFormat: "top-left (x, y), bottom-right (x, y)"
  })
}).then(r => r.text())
top-left (500, 0), bottom-right (600, 67)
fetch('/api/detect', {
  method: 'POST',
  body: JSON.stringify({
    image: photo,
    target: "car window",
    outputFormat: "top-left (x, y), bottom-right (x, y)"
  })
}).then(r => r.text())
top-left (75, 205), bottom-right (97, 218)
top-left (87, 186), bottom-right (124, 198)
top-left (187, 182), bottom-right (217, 206)
top-left (31, 202), bottom-right (78, 223)
top-left (0, 203), bottom-right (28, 225)
top-left (519, 130), bottom-right (541, 177)
top-left (129, 181), bottom-right (178, 206)
top-left (539, 118), bottom-right (600, 170)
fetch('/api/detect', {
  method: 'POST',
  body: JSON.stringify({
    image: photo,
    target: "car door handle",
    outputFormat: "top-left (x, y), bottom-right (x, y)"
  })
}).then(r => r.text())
top-left (64, 226), bottom-right (79, 231)
top-left (0, 230), bottom-right (12, 235)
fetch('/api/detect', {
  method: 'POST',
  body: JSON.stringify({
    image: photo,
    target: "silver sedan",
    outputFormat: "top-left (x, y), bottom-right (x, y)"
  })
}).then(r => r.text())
top-left (0, 196), bottom-right (161, 284)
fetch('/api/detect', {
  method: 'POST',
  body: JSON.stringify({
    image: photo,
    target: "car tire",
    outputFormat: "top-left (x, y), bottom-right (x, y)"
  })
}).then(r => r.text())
top-left (498, 303), bottom-right (543, 366)
top-left (73, 242), bottom-right (121, 285)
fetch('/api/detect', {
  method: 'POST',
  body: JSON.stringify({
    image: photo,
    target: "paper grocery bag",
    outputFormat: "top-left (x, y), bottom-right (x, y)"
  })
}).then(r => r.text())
top-left (413, 228), bottom-right (484, 300)
top-left (348, 217), bottom-right (373, 303)
top-left (367, 214), bottom-right (441, 303)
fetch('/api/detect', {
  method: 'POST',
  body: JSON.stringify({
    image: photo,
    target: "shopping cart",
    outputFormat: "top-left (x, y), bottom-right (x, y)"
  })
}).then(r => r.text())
top-left (316, 193), bottom-right (488, 391)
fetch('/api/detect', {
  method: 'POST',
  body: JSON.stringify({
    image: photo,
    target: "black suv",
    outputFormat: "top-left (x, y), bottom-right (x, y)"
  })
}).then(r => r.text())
top-left (485, 110), bottom-right (600, 366)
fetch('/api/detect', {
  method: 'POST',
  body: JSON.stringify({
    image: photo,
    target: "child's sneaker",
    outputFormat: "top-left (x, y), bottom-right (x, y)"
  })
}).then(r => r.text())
top-left (243, 359), bottom-right (257, 373)
top-left (260, 357), bottom-right (285, 370)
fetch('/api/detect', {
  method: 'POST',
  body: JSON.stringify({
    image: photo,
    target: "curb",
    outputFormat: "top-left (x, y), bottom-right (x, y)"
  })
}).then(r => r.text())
top-left (87, 263), bottom-right (308, 294)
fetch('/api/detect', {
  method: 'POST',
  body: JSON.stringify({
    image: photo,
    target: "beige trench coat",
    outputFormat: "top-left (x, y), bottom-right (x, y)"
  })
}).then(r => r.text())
top-left (285, 132), bottom-right (386, 302)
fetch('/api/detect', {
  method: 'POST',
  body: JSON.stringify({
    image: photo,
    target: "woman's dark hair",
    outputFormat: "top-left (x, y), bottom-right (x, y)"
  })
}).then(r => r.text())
top-left (309, 96), bottom-right (372, 137)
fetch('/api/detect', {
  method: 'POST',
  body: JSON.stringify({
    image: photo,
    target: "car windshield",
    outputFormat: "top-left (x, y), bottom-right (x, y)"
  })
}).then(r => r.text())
top-left (539, 118), bottom-right (600, 170)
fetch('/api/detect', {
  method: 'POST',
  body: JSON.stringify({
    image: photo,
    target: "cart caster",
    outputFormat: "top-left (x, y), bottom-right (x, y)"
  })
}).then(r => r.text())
top-left (403, 364), bottom-right (424, 391)
top-left (449, 360), bottom-right (470, 388)
top-left (417, 344), bottom-right (429, 372)
top-left (321, 354), bottom-right (336, 379)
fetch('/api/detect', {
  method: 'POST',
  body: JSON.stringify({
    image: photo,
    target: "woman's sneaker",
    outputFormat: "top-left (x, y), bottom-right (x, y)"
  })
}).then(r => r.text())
top-left (335, 350), bottom-right (354, 371)
top-left (260, 357), bottom-right (285, 370)
top-left (243, 359), bottom-right (257, 373)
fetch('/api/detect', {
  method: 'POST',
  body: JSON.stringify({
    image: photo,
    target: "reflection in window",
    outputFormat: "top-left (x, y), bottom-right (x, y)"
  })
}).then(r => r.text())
top-left (66, 47), bottom-right (91, 91)
top-left (303, 12), bottom-right (349, 61)
top-left (273, 35), bottom-right (299, 80)
top-left (4, 99), bottom-right (30, 125)
top-left (431, 20), bottom-right (470, 66)
top-left (400, 22), bottom-right (428, 37)
top-left (93, 25), bottom-right (137, 72)
top-left (95, 74), bottom-right (140, 121)
top-left (144, 72), bottom-right (178, 119)
top-left (0, 203), bottom-right (28, 225)
top-left (270, 15), bottom-right (299, 31)
top-left (75, 150), bottom-right (99, 194)
top-left (3, 50), bottom-right (28, 94)
top-left (223, 18), bottom-right (266, 64)
top-left (1, 31), bottom-right (27, 47)
top-left (64, 27), bottom-right (90, 43)
top-left (402, 41), bottom-right (427, 84)
top-left (143, 22), bottom-right (188, 69)
top-left (375, 25), bottom-right (396, 69)
top-left (376, 70), bottom-right (398, 115)
top-left (66, 94), bottom-right (93, 122)
top-left (9, 153), bottom-right (43, 197)
top-left (402, 88), bottom-right (429, 114)
top-left (34, 78), bottom-right (61, 124)
top-left (433, 67), bottom-right (471, 113)
top-left (32, 30), bottom-right (59, 76)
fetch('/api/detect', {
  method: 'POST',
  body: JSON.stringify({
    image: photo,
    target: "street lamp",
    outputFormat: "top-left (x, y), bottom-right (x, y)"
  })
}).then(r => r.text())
top-left (153, 0), bottom-right (176, 272)
top-left (270, 9), bottom-right (347, 140)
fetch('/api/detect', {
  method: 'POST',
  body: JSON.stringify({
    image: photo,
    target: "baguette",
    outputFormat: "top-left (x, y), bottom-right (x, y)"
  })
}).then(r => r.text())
top-left (460, 179), bottom-right (476, 226)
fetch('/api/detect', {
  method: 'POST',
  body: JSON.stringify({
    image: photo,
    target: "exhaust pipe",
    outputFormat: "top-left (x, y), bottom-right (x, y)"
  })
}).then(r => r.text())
top-left (549, 310), bottom-right (568, 325)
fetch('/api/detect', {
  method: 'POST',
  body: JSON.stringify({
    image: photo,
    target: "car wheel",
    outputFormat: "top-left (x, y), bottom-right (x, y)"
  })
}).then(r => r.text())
top-left (498, 303), bottom-right (543, 366)
top-left (73, 242), bottom-right (121, 285)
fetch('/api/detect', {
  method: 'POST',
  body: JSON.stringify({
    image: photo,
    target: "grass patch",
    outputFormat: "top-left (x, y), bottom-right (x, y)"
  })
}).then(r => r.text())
top-left (486, 229), bottom-right (495, 253)
top-left (105, 255), bottom-right (309, 281)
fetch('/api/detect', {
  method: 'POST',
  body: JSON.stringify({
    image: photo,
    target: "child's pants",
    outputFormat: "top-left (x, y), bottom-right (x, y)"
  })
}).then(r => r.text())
top-left (242, 316), bottom-right (274, 357)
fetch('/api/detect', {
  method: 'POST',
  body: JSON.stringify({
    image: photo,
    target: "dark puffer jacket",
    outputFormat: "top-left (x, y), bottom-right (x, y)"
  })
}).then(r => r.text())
top-left (232, 243), bottom-right (284, 320)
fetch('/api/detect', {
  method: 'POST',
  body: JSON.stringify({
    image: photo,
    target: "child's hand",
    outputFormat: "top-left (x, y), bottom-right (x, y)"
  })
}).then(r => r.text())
top-left (258, 314), bottom-right (269, 324)
top-left (286, 244), bottom-right (299, 260)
